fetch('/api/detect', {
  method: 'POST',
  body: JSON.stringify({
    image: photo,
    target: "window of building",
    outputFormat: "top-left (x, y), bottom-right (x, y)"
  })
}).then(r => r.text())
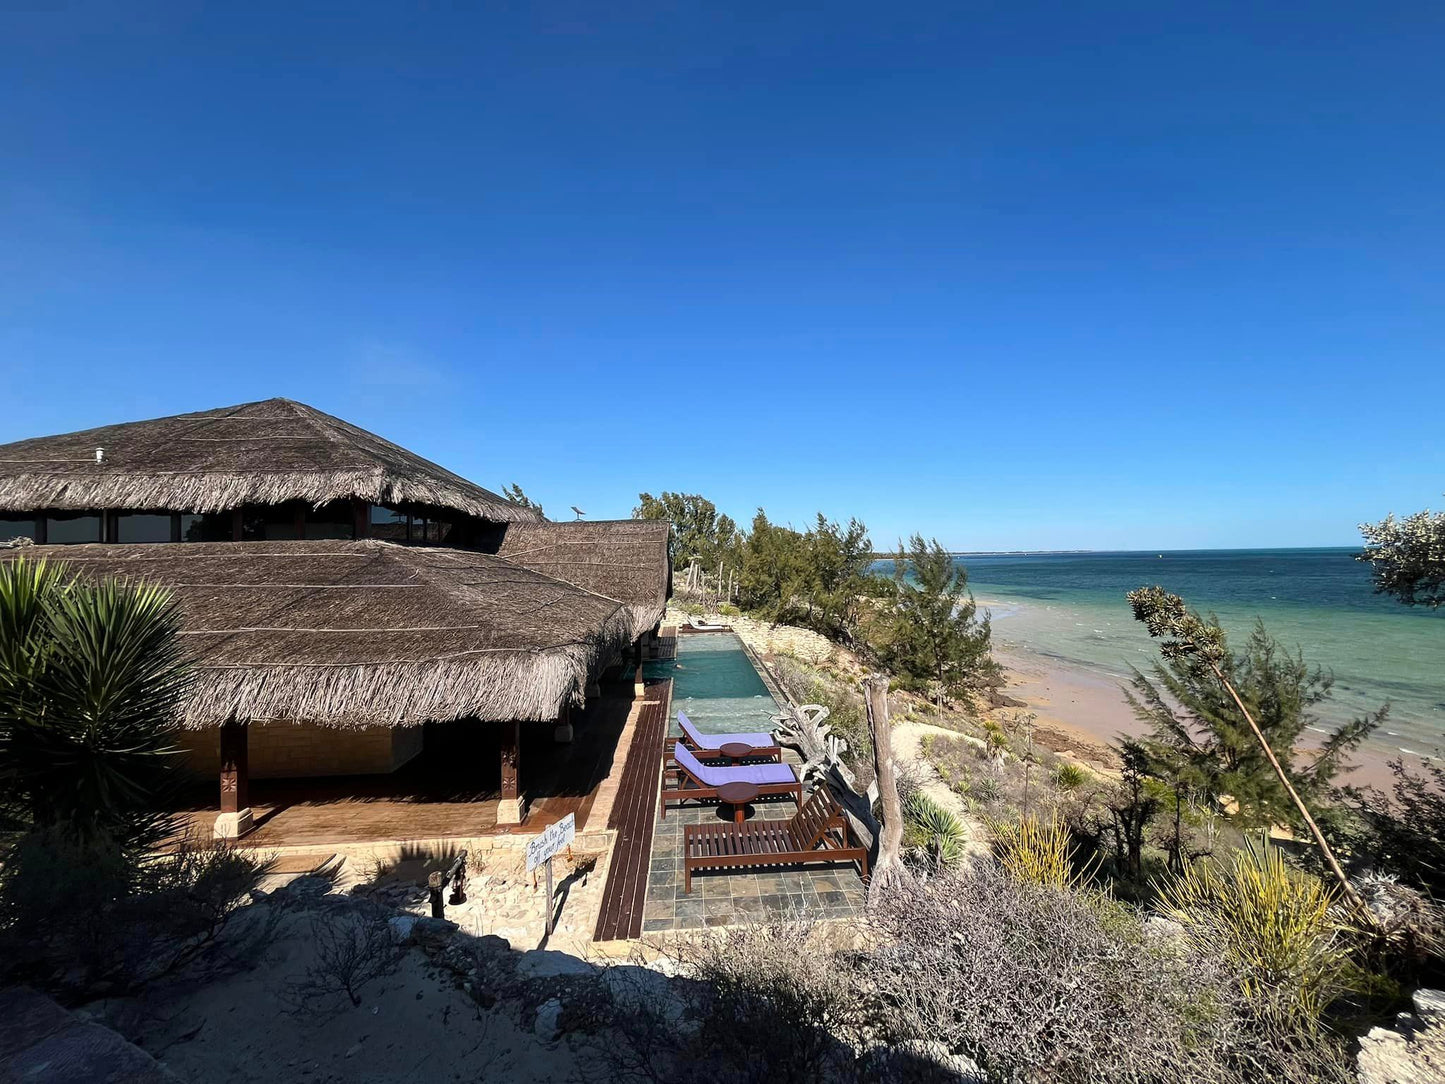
top-left (240, 504), bottom-right (303, 541)
top-left (183, 513), bottom-right (231, 542)
top-left (369, 505), bottom-right (410, 542)
top-left (46, 513), bottom-right (102, 544)
top-left (304, 502), bottom-right (354, 540)
top-left (115, 514), bottom-right (173, 544)
top-left (0, 517), bottom-right (38, 543)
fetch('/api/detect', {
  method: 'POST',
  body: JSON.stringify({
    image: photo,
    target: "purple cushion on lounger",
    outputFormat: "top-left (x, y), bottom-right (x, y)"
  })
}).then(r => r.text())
top-left (674, 744), bottom-right (796, 787)
top-left (677, 711), bottom-right (773, 751)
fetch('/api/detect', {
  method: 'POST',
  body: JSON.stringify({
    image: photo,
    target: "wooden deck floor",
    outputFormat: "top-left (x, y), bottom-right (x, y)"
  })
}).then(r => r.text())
top-left (593, 678), bottom-right (672, 942)
top-left (173, 690), bottom-right (636, 850)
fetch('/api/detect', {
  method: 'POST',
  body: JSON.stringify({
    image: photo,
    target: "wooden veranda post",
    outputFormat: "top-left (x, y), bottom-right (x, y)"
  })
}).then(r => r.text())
top-left (499, 719), bottom-right (523, 825)
top-left (215, 721), bottom-right (254, 839)
top-left (864, 676), bottom-right (907, 906)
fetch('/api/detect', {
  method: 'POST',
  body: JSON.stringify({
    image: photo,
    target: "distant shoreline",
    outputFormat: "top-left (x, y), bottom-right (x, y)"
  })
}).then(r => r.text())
top-left (870, 545), bottom-right (1363, 561)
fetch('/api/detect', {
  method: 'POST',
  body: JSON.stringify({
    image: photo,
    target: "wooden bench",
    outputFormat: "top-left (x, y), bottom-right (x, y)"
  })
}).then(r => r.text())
top-left (683, 788), bottom-right (869, 892)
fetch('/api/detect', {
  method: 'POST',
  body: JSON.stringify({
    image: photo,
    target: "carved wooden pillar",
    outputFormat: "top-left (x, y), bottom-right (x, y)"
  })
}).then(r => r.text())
top-left (498, 720), bottom-right (523, 825)
top-left (214, 722), bottom-right (254, 839)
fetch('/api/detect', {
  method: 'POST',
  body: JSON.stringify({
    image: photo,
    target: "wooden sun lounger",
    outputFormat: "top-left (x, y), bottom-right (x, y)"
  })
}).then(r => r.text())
top-left (672, 711), bottom-right (782, 762)
top-left (660, 744), bottom-right (802, 819)
top-left (683, 788), bottom-right (869, 892)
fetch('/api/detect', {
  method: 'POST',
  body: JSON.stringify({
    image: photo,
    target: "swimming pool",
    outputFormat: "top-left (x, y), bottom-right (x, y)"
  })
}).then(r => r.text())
top-left (644, 632), bottom-right (781, 737)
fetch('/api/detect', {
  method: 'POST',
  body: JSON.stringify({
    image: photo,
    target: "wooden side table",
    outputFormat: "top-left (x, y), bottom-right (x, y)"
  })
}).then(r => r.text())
top-left (719, 741), bottom-right (755, 762)
top-left (716, 780), bottom-right (759, 824)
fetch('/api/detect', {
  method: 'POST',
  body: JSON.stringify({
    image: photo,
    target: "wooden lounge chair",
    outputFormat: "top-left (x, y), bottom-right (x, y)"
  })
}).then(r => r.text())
top-left (674, 710), bottom-right (782, 762)
top-left (683, 787), bottom-right (868, 892)
top-left (660, 744), bottom-right (802, 819)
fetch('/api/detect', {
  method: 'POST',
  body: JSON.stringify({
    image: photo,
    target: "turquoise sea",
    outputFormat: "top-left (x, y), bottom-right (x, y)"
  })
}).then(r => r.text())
top-left (879, 549), bottom-right (1445, 759)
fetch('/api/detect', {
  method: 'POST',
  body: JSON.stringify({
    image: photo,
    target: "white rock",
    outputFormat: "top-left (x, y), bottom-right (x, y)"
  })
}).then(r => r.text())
top-left (514, 950), bottom-right (594, 980)
top-left (1413, 988), bottom-right (1445, 1029)
top-left (387, 916), bottom-right (418, 944)
top-left (534, 998), bottom-right (563, 1041)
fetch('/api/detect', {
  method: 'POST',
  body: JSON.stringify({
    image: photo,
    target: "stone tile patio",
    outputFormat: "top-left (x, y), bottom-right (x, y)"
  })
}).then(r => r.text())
top-left (640, 788), bottom-right (867, 933)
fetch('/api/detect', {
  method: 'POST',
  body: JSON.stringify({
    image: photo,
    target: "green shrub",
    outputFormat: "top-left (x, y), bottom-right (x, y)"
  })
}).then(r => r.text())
top-left (717, 603), bottom-right (741, 618)
top-left (903, 791), bottom-right (968, 870)
top-left (989, 815), bottom-right (1079, 889)
top-left (1053, 763), bottom-right (1090, 791)
top-left (1156, 837), bottom-right (1350, 1029)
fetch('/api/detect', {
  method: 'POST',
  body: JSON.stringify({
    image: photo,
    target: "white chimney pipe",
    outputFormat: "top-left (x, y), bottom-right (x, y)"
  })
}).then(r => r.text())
top-left (95, 447), bottom-right (105, 463)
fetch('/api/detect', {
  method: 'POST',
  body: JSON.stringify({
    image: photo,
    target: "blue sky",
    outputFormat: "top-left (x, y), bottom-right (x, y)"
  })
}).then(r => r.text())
top-left (3, 2), bottom-right (1442, 552)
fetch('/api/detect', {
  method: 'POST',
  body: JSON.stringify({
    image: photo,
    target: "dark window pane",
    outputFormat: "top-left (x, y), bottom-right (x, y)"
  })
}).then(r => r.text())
top-left (369, 505), bottom-right (409, 542)
top-left (46, 514), bottom-right (102, 544)
top-left (0, 517), bottom-right (38, 543)
top-left (304, 501), bottom-right (354, 541)
top-left (183, 513), bottom-right (230, 542)
top-left (428, 519), bottom-right (455, 544)
top-left (241, 505), bottom-right (301, 541)
top-left (115, 514), bottom-right (172, 544)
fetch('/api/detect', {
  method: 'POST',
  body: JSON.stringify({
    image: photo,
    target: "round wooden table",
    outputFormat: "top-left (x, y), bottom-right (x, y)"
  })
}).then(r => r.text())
top-left (716, 780), bottom-right (759, 824)
top-left (719, 741), bottom-right (755, 761)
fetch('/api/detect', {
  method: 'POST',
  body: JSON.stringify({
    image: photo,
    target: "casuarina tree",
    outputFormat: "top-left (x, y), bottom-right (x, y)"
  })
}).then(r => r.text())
top-left (1126, 586), bottom-right (1375, 920)
top-left (886, 535), bottom-right (1000, 719)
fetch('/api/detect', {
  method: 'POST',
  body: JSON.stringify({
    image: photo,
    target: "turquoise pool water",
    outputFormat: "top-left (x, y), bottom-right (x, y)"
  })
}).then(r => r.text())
top-left (644, 632), bottom-right (781, 736)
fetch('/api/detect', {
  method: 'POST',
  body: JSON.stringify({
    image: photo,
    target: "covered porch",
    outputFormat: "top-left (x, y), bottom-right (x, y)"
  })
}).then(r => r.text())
top-left (174, 679), bottom-right (642, 851)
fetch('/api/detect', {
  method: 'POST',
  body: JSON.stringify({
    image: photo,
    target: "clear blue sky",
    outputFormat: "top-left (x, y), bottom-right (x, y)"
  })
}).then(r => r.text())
top-left (4, 2), bottom-right (1442, 552)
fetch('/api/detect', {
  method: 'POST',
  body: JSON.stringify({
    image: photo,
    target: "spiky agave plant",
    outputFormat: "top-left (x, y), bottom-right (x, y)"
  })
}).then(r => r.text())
top-left (990, 814), bottom-right (1082, 889)
top-left (903, 790), bottom-right (969, 870)
top-left (1156, 837), bottom-right (1350, 1029)
top-left (0, 558), bottom-right (192, 852)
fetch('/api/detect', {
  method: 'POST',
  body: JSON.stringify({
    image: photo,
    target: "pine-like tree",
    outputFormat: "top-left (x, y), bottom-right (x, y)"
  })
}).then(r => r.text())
top-left (885, 535), bottom-right (1000, 717)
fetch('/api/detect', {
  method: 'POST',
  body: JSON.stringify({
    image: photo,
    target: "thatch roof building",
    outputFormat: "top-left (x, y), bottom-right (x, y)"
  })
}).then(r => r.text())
top-left (496, 519), bottom-right (671, 635)
top-left (0, 398), bottom-right (672, 833)
top-left (0, 397), bottom-right (538, 522)
top-left (0, 540), bottom-right (639, 727)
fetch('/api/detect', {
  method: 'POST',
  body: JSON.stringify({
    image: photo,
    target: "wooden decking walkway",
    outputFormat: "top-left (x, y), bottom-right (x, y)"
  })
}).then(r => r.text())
top-left (593, 678), bottom-right (671, 942)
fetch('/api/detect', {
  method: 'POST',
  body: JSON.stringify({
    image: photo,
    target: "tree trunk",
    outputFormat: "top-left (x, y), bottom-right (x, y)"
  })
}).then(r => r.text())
top-left (1207, 660), bottom-right (1372, 924)
top-left (865, 675), bottom-right (909, 907)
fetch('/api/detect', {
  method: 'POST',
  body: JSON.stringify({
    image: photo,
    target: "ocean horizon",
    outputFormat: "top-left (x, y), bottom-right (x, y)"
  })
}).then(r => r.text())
top-left (875, 547), bottom-right (1445, 760)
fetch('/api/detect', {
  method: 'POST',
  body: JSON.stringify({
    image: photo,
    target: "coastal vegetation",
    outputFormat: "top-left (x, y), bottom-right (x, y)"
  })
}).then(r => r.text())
top-left (634, 491), bottom-right (1001, 713)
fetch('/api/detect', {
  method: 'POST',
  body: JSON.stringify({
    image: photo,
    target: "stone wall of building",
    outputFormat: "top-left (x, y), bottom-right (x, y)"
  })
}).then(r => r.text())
top-left (177, 723), bottom-right (425, 779)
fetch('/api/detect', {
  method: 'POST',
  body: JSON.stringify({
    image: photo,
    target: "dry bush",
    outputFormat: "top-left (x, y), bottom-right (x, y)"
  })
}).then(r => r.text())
top-left (588, 922), bottom-right (866, 1084)
top-left (0, 828), bottom-right (275, 999)
top-left (866, 864), bottom-right (1353, 1084)
top-left (287, 906), bottom-right (400, 1010)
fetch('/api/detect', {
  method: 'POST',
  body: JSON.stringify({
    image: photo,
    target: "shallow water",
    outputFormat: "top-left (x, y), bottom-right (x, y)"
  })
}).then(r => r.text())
top-left (882, 548), bottom-right (1445, 758)
top-left (644, 632), bottom-right (780, 736)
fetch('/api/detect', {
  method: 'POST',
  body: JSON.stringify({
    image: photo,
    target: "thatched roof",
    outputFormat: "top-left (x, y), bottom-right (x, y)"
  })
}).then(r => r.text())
top-left (0, 398), bottom-right (540, 523)
top-left (496, 520), bottom-right (672, 633)
top-left (0, 540), bottom-right (634, 728)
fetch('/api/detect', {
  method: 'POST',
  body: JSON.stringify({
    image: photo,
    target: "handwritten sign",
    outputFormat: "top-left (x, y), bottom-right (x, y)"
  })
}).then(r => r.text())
top-left (526, 812), bottom-right (576, 872)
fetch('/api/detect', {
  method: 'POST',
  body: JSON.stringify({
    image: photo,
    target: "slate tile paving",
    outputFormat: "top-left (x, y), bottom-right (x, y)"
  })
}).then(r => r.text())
top-left (643, 781), bottom-right (867, 932)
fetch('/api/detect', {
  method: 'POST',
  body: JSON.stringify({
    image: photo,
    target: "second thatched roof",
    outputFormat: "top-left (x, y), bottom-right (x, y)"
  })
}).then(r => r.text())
top-left (0, 398), bottom-right (540, 523)
top-left (496, 519), bottom-right (672, 633)
top-left (2, 540), bottom-right (635, 728)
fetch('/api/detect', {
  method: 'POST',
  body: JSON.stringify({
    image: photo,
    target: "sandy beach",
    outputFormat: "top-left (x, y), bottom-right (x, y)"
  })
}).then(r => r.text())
top-left (993, 647), bottom-right (1399, 790)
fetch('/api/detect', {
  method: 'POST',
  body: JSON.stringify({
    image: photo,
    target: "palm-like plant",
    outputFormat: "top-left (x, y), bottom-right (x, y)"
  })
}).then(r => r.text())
top-left (0, 558), bottom-right (192, 851)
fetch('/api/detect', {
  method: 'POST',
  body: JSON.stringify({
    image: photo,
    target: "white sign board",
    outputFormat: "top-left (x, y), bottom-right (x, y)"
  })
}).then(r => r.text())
top-left (526, 812), bottom-right (576, 872)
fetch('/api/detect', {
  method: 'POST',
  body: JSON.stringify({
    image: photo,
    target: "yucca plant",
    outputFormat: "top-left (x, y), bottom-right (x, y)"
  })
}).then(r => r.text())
top-left (1155, 837), bottom-right (1350, 1028)
top-left (903, 790), bottom-right (969, 870)
top-left (990, 814), bottom-right (1081, 889)
top-left (0, 558), bottom-right (192, 851)
top-left (1053, 762), bottom-right (1090, 791)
